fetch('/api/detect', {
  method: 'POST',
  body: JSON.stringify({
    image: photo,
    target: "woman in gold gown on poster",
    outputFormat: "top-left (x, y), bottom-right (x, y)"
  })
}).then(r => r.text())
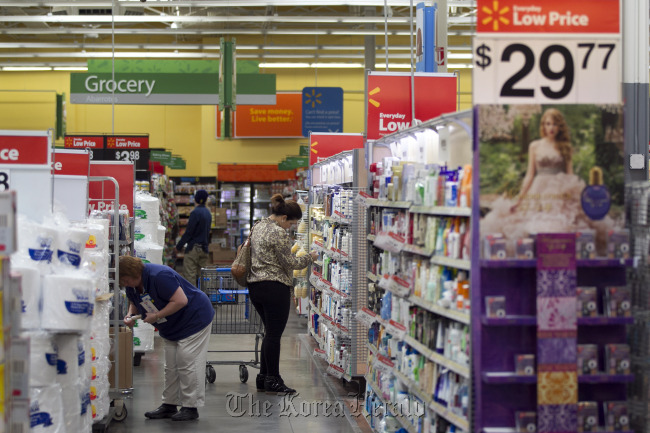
top-left (481, 108), bottom-right (614, 255)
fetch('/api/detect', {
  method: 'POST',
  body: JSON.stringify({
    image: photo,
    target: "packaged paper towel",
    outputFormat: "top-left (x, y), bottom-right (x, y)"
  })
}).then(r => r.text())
top-left (84, 220), bottom-right (109, 252)
top-left (56, 227), bottom-right (88, 268)
top-left (17, 219), bottom-right (57, 266)
top-left (24, 331), bottom-right (58, 387)
top-left (134, 220), bottom-right (160, 244)
top-left (12, 265), bottom-right (41, 330)
top-left (42, 274), bottom-right (94, 332)
top-left (134, 240), bottom-right (163, 265)
top-left (134, 192), bottom-right (160, 224)
top-left (55, 334), bottom-right (84, 384)
top-left (30, 385), bottom-right (65, 433)
top-left (60, 383), bottom-right (81, 433)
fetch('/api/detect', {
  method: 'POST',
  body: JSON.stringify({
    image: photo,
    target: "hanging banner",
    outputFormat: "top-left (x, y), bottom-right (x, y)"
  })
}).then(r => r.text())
top-left (217, 92), bottom-right (302, 138)
top-left (52, 149), bottom-right (90, 176)
top-left (301, 87), bottom-right (344, 136)
top-left (88, 161), bottom-right (135, 214)
top-left (473, 0), bottom-right (621, 104)
top-left (0, 131), bottom-right (52, 220)
top-left (309, 133), bottom-right (365, 166)
top-left (366, 72), bottom-right (457, 140)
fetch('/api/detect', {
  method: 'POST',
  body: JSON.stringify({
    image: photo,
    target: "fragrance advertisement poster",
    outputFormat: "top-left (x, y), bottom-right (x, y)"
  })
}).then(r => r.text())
top-left (478, 104), bottom-right (625, 257)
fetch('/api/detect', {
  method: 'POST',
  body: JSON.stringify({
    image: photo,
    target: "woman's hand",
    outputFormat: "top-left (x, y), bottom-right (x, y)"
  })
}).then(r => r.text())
top-left (143, 312), bottom-right (159, 325)
top-left (310, 250), bottom-right (319, 261)
top-left (123, 314), bottom-right (139, 328)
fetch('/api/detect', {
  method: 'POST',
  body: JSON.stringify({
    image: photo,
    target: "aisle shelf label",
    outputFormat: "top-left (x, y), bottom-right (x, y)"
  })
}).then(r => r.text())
top-left (389, 275), bottom-right (412, 298)
top-left (321, 312), bottom-right (334, 324)
top-left (367, 271), bottom-right (379, 282)
top-left (327, 364), bottom-right (346, 379)
top-left (385, 320), bottom-right (408, 340)
top-left (374, 354), bottom-right (395, 374)
top-left (356, 307), bottom-right (379, 327)
top-left (373, 231), bottom-right (406, 253)
top-left (355, 191), bottom-right (372, 207)
top-left (313, 348), bottom-right (328, 361)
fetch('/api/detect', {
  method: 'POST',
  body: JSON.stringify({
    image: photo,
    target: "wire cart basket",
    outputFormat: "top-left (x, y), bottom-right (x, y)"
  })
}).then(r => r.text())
top-left (199, 267), bottom-right (264, 384)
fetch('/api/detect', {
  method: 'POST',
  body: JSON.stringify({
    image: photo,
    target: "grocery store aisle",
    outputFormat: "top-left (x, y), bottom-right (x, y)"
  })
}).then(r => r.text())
top-left (107, 311), bottom-right (369, 433)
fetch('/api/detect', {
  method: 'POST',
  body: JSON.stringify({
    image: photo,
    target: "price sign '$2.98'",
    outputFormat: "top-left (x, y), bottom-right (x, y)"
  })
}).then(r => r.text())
top-left (473, 38), bottom-right (620, 104)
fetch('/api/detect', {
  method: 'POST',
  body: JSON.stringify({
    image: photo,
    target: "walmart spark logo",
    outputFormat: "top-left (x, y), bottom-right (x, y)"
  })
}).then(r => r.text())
top-left (311, 141), bottom-right (318, 155)
top-left (481, 1), bottom-right (510, 31)
top-left (305, 89), bottom-right (322, 109)
top-left (368, 87), bottom-right (380, 108)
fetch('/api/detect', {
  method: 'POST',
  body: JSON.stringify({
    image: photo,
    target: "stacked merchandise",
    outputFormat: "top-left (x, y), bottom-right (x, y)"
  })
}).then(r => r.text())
top-left (12, 213), bottom-right (107, 432)
top-left (134, 191), bottom-right (165, 265)
top-left (292, 192), bottom-right (310, 316)
top-left (148, 175), bottom-right (180, 267)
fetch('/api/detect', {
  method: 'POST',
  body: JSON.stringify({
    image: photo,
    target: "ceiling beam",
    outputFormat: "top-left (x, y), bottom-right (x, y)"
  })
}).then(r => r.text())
top-left (1, 1), bottom-right (476, 7)
top-left (1, 28), bottom-right (478, 36)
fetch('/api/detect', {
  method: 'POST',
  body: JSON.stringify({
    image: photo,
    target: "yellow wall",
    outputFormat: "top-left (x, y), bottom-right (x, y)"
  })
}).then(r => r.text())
top-left (0, 67), bottom-right (472, 177)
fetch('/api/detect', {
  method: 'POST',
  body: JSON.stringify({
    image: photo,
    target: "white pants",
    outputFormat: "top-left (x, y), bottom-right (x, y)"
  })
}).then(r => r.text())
top-left (161, 323), bottom-right (211, 408)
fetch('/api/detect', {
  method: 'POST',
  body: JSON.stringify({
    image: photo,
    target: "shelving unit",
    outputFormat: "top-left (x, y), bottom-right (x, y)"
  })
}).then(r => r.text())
top-left (361, 109), bottom-right (474, 433)
top-left (306, 148), bottom-right (369, 381)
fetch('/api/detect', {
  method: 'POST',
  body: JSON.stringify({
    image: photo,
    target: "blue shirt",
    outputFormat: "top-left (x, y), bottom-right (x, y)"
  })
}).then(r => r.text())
top-left (176, 204), bottom-right (212, 253)
top-left (125, 264), bottom-right (214, 341)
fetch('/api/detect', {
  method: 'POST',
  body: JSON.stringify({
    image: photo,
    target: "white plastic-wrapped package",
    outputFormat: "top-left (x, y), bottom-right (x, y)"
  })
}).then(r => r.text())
top-left (12, 265), bottom-right (41, 330)
top-left (24, 331), bottom-right (58, 387)
top-left (29, 385), bottom-right (65, 433)
top-left (42, 274), bottom-right (94, 332)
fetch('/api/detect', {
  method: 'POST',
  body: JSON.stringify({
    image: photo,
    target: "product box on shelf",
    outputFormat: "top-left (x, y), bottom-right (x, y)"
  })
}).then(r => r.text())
top-left (515, 354), bottom-right (535, 375)
top-left (483, 234), bottom-right (507, 259)
top-left (576, 287), bottom-right (598, 317)
top-left (485, 296), bottom-right (506, 318)
top-left (604, 344), bottom-right (630, 375)
top-left (577, 345), bottom-right (599, 375)
top-left (604, 286), bottom-right (631, 318)
top-left (576, 231), bottom-right (596, 259)
top-left (108, 326), bottom-right (133, 389)
top-left (607, 229), bottom-right (630, 260)
top-left (213, 208), bottom-right (228, 229)
top-left (516, 238), bottom-right (535, 259)
top-left (515, 411), bottom-right (536, 433)
top-left (577, 401), bottom-right (599, 432)
top-left (209, 244), bottom-right (236, 264)
top-left (603, 401), bottom-right (629, 432)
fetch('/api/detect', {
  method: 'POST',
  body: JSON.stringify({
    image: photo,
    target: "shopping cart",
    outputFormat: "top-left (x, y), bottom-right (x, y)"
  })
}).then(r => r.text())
top-left (199, 267), bottom-right (264, 384)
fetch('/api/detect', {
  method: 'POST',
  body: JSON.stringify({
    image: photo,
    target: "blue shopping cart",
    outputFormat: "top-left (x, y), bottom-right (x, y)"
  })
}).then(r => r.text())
top-left (199, 267), bottom-right (264, 384)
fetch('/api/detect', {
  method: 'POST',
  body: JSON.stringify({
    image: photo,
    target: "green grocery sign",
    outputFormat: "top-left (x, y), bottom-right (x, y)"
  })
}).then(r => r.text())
top-left (70, 72), bottom-right (276, 106)
top-left (168, 156), bottom-right (186, 170)
top-left (150, 150), bottom-right (172, 164)
top-left (279, 156), bottom-right (308, 170)
top-left (299, 145), bottom-right (309, 157)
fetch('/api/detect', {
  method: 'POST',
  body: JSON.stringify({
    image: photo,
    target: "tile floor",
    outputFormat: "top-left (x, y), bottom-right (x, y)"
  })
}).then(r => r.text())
top-left (104, 311), bottom-right (371, 433)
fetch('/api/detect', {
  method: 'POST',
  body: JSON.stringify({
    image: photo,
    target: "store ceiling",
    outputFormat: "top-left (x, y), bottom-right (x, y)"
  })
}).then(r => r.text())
top-left (0, 0), bottom-right (476, 70)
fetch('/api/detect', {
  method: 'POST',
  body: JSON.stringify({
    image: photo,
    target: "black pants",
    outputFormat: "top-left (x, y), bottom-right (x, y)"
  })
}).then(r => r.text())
top-left (248, 281), bottom-right (291, 377)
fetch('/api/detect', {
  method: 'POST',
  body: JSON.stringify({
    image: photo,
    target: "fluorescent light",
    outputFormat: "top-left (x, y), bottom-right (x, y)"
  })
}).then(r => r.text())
top-left (447, 53), bottom-right (474, 60)
top-left (259, 62), bottom-right (311, 68)
top-left (311, 63), bottom-right (364, 68)
top-left (2, 66), bottom-right (52, 71)
top-left (53, 66), bottom-right (88, 71)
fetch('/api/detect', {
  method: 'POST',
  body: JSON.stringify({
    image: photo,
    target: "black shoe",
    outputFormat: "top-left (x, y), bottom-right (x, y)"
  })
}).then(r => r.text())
top-left (144, 404), bottom-right (178, 419)
top-left (171, 407), bottom-right (199, 421)
top-left (256, 373), bottom-right (266, 392)
top-left (264, 375), bottom-right (296, 395)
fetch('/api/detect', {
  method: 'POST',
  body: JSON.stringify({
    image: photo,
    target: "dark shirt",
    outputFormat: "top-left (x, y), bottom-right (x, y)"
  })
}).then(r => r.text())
top-left (176, 204), bottom-right (212, 253)
top-left (125, 264), bottom-right (214, 341)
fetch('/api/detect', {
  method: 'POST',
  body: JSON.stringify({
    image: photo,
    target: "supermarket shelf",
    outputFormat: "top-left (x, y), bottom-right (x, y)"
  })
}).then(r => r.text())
top-left (429, 400), bottom-right (470, 432)
top-left (365, 376), bottom-right (418, 433)
top-left (410, 205), bottom-right (471, 217)
top-left (366, 198), bottom-right (411, 209)
top-left (482, 316), bottom-right (634, 326)
top-left (480, 258), bottom-right (633, 268)
top-left (309, 326), bottom-right (324, 347)
top-left (482, 372), bottom-right (536, 384)
top-left (311, 230), bottom-right (324, 237)
top-left (403, 335), bottom-right (470, 379)
top-left (482, 372), bottom-right (635, 384)
top-left (430, 256), bottom-right (471, 271)
top-left (314, 260), bottom-right (323, 267)
top-left (408, 296), bottom-right (470, 325)
top-left (402, 244), bottom-right (433, 257)
top-left (309, 300), bottom-right (321, 315)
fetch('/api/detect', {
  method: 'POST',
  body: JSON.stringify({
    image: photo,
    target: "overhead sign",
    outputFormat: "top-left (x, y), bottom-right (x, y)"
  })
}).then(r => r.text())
top-left (52, 149), bottom-right (90, 176)
top-left (217, 92), bottom-right (302, 138)
top-left (71, 73), bottom-right (219, 105)
top-left (0, 134), bottom-right (50, 165)
top-left (64, 135), bottom-right (104, 149)
top-left (89, 161), bottom-right (135, 214)
top-left (301, 87), bottom-right (344, 136)
top-left (366, 72), bottom-right (457, 140)
top-left (309, 133), bottom-right (364, 166)
top-left (473, 0), bottom-right (621, 104)
top-left (106, 136), bottom-right (149, 149)
top-left (476, 0), bottom-right (620, 34)
top-left (150, 150), bottom-right (172, 165)
top-left (168, 156), bottom-right (186, 170)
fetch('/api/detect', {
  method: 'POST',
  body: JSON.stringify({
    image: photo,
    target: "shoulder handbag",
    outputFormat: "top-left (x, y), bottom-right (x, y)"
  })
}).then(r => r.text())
top-left (231, 221), bottom-right (259, 287)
